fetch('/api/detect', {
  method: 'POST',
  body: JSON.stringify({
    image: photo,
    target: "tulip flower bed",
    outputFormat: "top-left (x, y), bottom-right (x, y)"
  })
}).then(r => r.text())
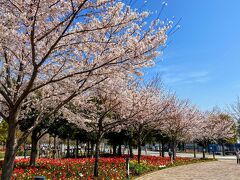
top-left (9, 158), bottom-right (126, 180)
top-left (0, 156), bottom-right (212, 179)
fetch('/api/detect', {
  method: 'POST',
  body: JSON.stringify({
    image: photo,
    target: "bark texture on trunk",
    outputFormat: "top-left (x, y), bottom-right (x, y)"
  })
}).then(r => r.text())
top-left (76, 139), bottom-right (79, 158)
top-left (137, 125), bottom-right (143, 164)
top-left (94, 137), bottom-right (100, 177)
top-left (202, 145), bottom-right (206, 159)
top-left (118, 143), bottom-right (122, 156)
top-left (87, 141), bottom-right (90, 157)
top-left (112, 144), bottom-right (117, 156)
top-left (52, 136), bottom-right (57, 159)
top-left (159, 142), bottom-right (161, 156)
top-left (1, 116), bottom-right (17, 180)
top-left (161, 142), bottom-right (165, 157)
top-left (66, 137), bottom-right (70, 158)
top-left (137, 137), bottom-right (141, 164)
top-left (222, 143), bottom-right (225, 156)
top-left (193, 143), bottom-right (196, 158)
top-left (1, 145), bottom-right (16, 180)
top-left (30, 131), bottom-right (38, 166)
top-left (90, 141), bottom-right (94, 157)
top-left (172, 141), bottom-right (176, 161)
top-left (129, 139), bottom-right (133, 158)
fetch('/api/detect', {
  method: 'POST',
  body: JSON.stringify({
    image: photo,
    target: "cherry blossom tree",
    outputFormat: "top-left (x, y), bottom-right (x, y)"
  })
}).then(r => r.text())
top-left (126, 83), bottom-right (171, 163)
top-left (64, 74), bottom-right (134, 177)
top-left (216, 113), bottom-right (237, 156)
top-left (228, 97), bottom-right (240, 140)
top-left (0, 0), bottom-right (171, 178)
top-left (160, 98), bottom-right (199, 161)
top-left (194, 109), bottom-right (235, 158)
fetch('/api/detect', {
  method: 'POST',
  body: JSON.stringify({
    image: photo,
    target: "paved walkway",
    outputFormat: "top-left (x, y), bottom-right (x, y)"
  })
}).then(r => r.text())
top-left (136, 160), bottom-right (240, 180)
top-left (131, 150), bottom-right (236, 160)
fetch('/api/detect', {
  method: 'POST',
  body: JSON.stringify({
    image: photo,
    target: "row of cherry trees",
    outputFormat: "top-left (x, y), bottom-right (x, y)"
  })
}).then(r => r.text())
top-left (20, 75), bottom-right (236, 176)
top-left (17, 75), bottom-right (236, 170)
top-left (0, 0), bottom-right (171, 179)
top-left (0, 0), bottom-right (236, 179)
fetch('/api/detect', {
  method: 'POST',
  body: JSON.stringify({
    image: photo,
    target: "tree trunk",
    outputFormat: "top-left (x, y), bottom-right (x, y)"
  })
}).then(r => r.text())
top-left (118, 143), bottom-right (122, 156)
top-left (66, 136), bottom-right (70, 158)
top-left (127, 131), bottom-right (133, 157)
top-left (161, 142), bottom-right (165, 157)
top-left (48, 136), bottom-right (51, 149)
top-left (137, 137), bottom-right (141, 164)
top-left (159, 142), bottom-right (161, 156)
top-left (87, 141), bottom-right (90, 157)
top-left (52, 136), bottom-right (57, 159)
top-left (94, 136), bottom-right (101, 177)
top-left (207, 144), bottom-right (210, 154)
top-left (38, 141), bottom-right (41, 158)
top-left (103, 143), bottom-right (106, 154)
top-left (202, 145), bottom-right (206, 159)
top-left (129, 143), bottom-right (133, 158)
top-left (172, 141), bottom-right (176, 161)
top-left (83, 143), bottom-right (86, 157)
top-left (90, 141), bottom-right (94, 157)
top-left (222, 143), bottom-right (225, 156)
top-left (30, 130), bottom-right (38, 166)
top-left (23, 143), bottom-right (27, 158)
top-left (76, 139), bottom-right (79, 158)
top-left (193, 143), bottom-right (196, 158)
top-left (56, 142), bottom-right (60, 159)
top-left (1, 118), bottom-right (17, 180)
top-left (113, 144), bottom-right (117, 156)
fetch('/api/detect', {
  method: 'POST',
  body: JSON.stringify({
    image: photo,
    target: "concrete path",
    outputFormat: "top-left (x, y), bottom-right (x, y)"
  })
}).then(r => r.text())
top-left (136, 160), bottom-right (240, 180)
top-left (175, 152), bottom-right (236, 160)
top-left (131, 150), bottom-right (236, 160)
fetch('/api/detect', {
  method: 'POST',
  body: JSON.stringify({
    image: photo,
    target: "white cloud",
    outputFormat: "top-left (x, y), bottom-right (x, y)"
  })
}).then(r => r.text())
top-left (163, 70), bottom-right (210, 85)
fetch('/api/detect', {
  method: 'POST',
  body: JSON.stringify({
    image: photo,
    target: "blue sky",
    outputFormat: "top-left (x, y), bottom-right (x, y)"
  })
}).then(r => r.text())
top-left (138, 0), bottom-right (240, 110)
